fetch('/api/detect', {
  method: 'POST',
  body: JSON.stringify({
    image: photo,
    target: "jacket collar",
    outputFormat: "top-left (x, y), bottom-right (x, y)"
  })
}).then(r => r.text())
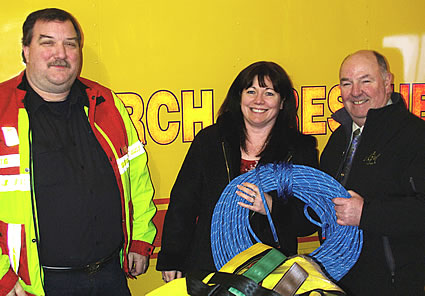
top-left (331, 92), bottom-right (407, 135)
top-left (20, 73), bottom-right (90, 114)
top-left (216, 112), bottom-right (241, 143)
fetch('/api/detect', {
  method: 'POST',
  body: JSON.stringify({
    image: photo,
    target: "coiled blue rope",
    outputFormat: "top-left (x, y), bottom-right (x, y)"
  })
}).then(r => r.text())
top-left (211, 162), bottom-right (363, 281)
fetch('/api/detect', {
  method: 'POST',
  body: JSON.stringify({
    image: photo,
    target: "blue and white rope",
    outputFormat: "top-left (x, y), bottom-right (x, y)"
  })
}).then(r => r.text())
top-left (211, 162), bottom-right (363, 281)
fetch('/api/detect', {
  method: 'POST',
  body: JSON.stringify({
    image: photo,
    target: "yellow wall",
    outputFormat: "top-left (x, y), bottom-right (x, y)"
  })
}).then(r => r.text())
top-left (1, 1), bottom-right (425, 294)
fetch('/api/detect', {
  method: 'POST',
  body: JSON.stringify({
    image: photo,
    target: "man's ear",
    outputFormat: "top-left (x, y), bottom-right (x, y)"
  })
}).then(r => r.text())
top-left (384, 72), bottom-right (393, 93)
top-left (23, 46), bottom-right (30, 64)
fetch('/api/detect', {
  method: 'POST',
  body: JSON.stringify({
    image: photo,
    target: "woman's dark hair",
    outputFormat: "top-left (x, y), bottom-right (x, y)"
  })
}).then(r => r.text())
top-left (217, 61), bottom-right (297, 155)
top-left (21, 8), bottom-right (82, 63)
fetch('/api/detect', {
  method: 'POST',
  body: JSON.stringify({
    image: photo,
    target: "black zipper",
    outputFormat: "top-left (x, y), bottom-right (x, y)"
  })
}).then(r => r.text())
top-left (27, 117), bottom-right (44, 286)
top-left (221, 142), bottom-right (231, 183)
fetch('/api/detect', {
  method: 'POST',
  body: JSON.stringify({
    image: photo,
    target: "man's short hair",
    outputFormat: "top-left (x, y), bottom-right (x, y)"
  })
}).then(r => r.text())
top-left (21, 8), bottom-right (82, 63)
top-left (340, 50), bottom-right (390, 80)
top-left (372, 50), bottom-right (389, 76)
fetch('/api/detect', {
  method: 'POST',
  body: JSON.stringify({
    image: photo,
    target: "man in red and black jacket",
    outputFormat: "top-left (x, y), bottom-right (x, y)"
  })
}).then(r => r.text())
top-left (0, 8), bottom-right (156, 296)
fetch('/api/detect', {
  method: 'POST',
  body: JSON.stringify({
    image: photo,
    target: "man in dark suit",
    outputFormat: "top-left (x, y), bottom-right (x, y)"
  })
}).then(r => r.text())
top-left (321, 50), bottom-right (425, 296)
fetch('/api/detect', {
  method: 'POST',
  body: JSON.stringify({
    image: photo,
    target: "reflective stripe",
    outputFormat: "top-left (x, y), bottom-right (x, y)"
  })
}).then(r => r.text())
top-left (117, 154), bottom-right (130, 175)
top-left (128, 141), bottom-right (145, 160)
top-left (0, 154), bottom-right (20, 169)
top-left (7, 223), bottom-right (21, 273)
top-left (116, 141), bottom-right (145, 175)
top-left (1, 127), bottom-right (19, 147)
top-left (0, 174), bottom-right (30, 192)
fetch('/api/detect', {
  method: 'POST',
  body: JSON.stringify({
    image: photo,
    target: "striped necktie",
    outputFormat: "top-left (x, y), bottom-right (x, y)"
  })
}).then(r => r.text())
top-left (339, 128), bottom-right (361, 185)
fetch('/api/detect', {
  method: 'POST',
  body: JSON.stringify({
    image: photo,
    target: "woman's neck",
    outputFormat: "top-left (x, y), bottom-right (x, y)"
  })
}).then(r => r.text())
top-left (241, 126), bottom-right (272, 160)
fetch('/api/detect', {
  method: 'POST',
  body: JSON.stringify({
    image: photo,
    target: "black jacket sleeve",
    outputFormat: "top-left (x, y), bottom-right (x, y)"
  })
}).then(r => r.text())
top-left (156, 134), bottom-right (204, 271)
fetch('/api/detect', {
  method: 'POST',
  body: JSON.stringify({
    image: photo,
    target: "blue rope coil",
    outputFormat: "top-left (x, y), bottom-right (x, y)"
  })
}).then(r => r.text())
top-left (211, 162), bottom-right (363, 281)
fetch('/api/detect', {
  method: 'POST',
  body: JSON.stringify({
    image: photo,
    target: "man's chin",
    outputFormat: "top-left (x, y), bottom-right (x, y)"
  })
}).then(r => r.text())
top-left (43, 79), bottom-right (74, 93)
top-left (47, 74), bottom-right (75, 85)
top-left (351, 114), bottom-right (367, 126)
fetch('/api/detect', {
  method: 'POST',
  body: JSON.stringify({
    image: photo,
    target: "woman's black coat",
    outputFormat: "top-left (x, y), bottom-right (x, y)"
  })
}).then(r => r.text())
top-left (157, 113), bottom-right (319, 273)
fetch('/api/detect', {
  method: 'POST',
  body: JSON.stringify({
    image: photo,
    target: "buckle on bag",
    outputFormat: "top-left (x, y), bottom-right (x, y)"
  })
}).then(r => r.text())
top-left (86, 261), bottom-right (103, 275)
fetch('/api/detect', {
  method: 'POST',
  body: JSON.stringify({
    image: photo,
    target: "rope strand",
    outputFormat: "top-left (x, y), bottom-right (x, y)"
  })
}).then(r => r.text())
top-left (211, 162), bottom-right (363, 281)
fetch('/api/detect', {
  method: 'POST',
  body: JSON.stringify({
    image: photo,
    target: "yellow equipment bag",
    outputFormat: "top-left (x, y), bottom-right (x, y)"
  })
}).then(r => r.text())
top-left (148, 243), bottom-right (345, 296)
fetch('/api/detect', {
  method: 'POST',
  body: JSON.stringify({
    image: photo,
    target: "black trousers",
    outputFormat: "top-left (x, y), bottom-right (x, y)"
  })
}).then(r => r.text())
top-left (43, 255), bottom-right (131, 296)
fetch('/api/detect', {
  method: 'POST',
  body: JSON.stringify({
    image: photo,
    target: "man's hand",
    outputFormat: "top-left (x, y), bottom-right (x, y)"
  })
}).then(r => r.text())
top-left (128, 252), bottom-right (149, 277)
top-left (6, 281), bottom-right (27, 296)
top-left (162, 270), bottom-right (183, 283)
top-left (332, 190), bottom-right (364, 226)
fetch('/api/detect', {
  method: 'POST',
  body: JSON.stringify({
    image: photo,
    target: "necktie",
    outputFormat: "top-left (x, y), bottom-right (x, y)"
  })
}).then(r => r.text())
top-left (339, 128), bottom-right (361, 185)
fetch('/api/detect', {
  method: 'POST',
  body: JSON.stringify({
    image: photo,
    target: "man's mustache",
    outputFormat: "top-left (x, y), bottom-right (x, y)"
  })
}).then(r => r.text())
top-left (48, 59), bottom-right (70, 68)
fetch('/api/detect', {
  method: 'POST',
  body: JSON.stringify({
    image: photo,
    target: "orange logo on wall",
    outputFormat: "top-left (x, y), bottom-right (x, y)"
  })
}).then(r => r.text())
top-left (118, 83), bottom-right (425, 145)
top-left (117, 83), bottom-right (425, 257)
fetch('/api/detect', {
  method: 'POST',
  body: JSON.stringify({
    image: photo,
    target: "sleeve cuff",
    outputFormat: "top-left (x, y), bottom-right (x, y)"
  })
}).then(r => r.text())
top-left (0, 268), bottom-right (18, 296)
top-left (129, 240), bottom-right (154, 256)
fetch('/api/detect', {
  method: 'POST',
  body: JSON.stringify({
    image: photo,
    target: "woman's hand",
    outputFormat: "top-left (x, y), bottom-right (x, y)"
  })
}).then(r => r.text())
top-left (236, 182), bottom-right (272, 215)
top-left (162, 270), bottom-right (183, 283)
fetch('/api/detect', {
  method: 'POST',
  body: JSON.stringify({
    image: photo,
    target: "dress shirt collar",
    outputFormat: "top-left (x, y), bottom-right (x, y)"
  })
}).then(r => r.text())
top-left (351, 97), bottom-right (393, 135)
top-left (19, 73), bottom-right (89, 116)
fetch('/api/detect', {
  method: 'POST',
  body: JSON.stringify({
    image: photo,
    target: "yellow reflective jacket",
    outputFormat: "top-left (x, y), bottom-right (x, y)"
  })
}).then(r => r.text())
top-left (0, 73), bottom-right (157, 296)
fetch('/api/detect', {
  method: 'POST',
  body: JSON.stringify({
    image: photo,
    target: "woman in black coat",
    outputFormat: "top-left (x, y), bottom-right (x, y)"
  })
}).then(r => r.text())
top-left (157, 61), bottom-right (319, 282)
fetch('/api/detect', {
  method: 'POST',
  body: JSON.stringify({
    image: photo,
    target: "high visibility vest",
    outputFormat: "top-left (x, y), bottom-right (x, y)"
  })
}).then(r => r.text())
top-left (0, 73), bottom-right (157, 296)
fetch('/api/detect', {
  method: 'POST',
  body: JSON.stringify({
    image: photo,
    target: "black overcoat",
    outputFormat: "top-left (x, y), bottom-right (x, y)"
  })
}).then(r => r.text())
top-left (321, 93), bottom-right (425, 296)
top-left (157, 112), bottom-right (319, 273)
